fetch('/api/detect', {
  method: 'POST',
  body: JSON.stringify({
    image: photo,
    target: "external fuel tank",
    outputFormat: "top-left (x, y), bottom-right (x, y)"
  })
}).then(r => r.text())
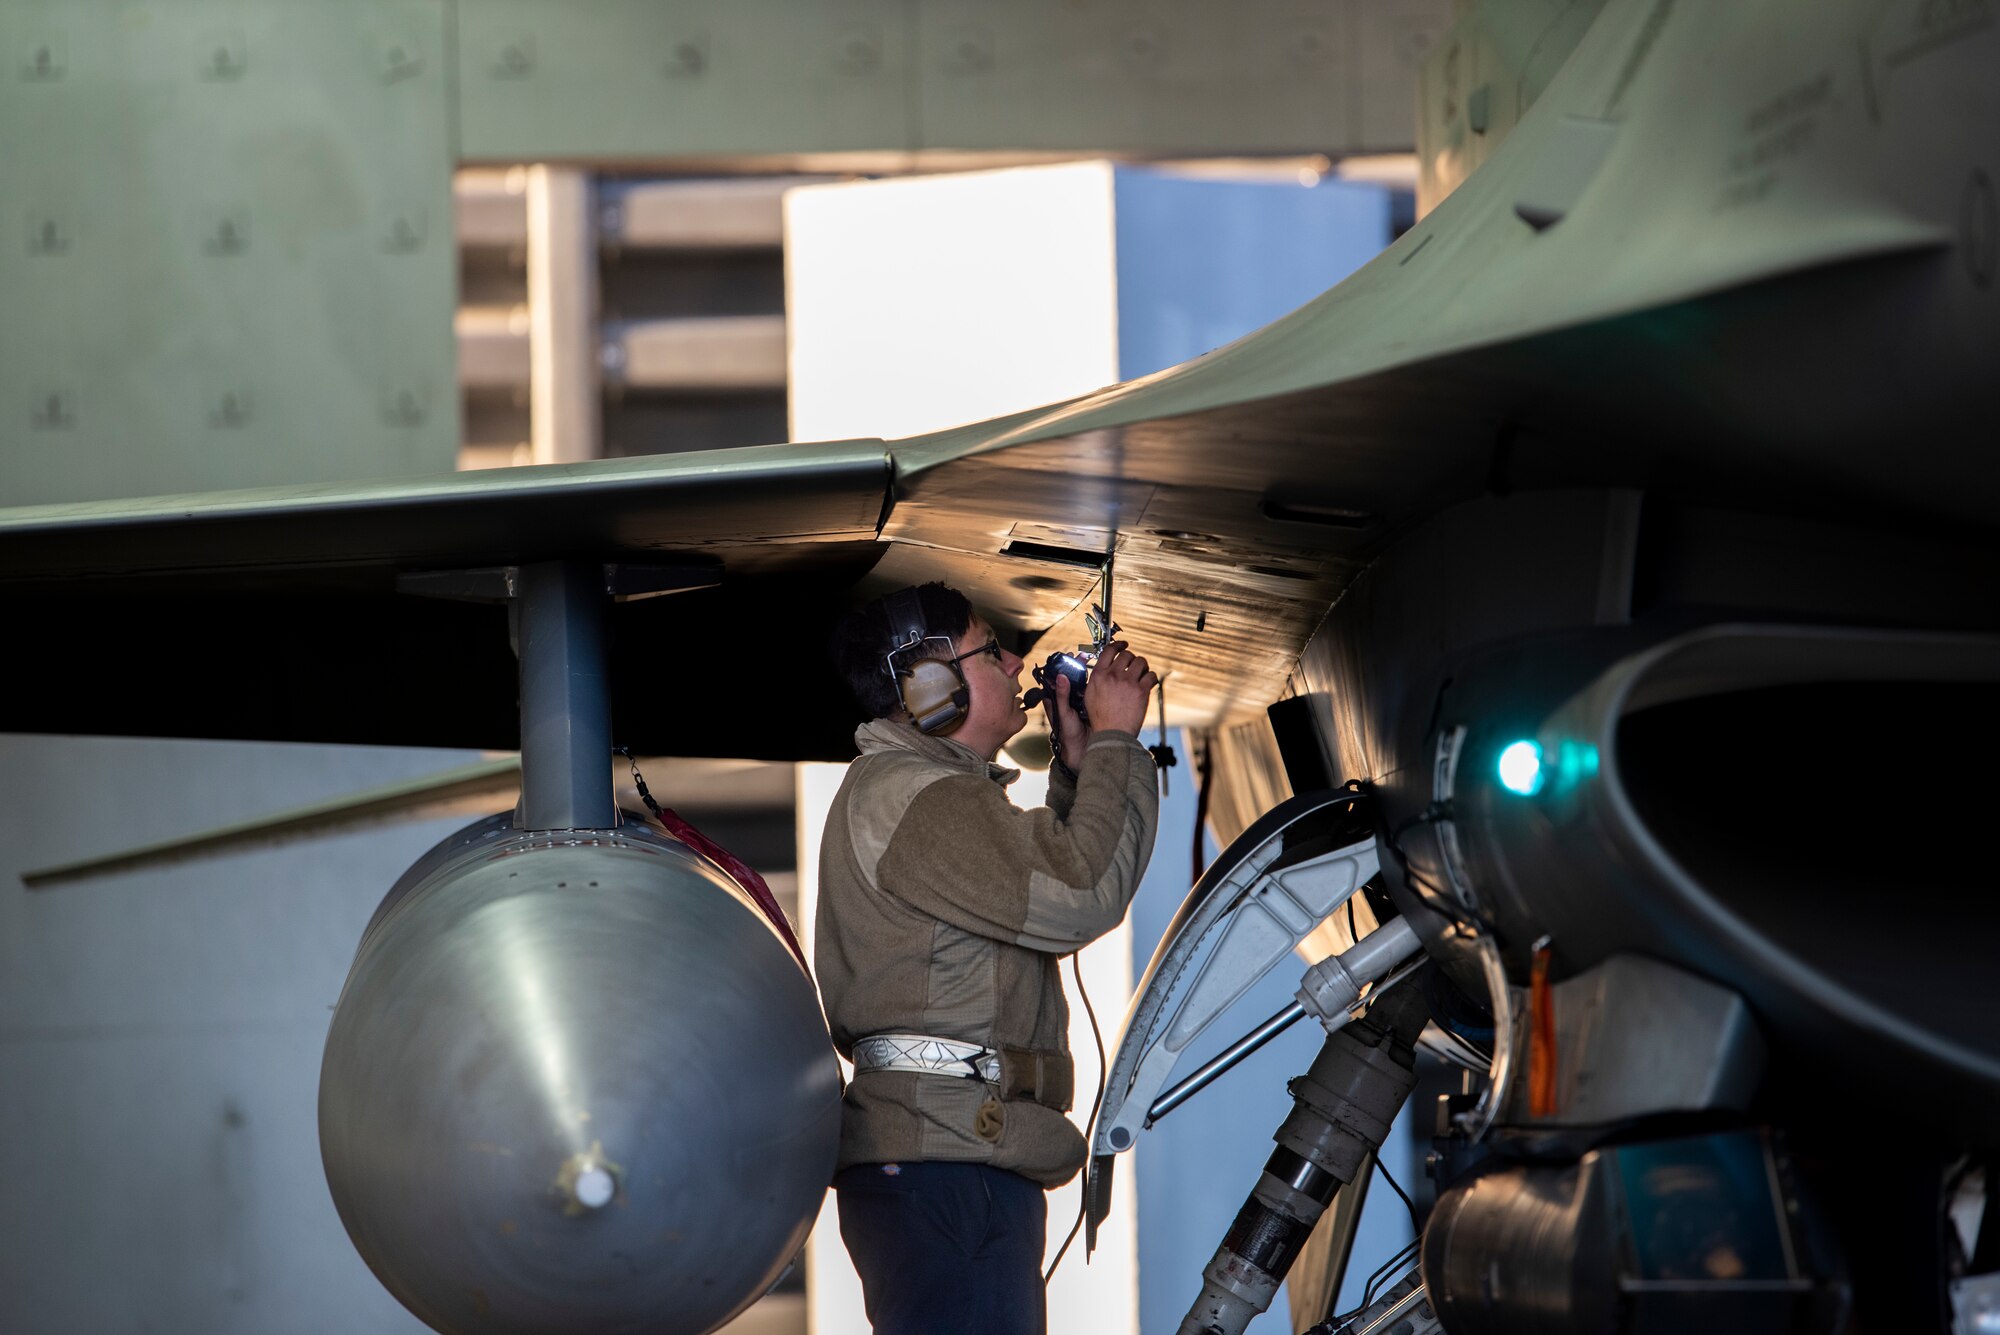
top-left (320, 813), bottom-right (841, 1335)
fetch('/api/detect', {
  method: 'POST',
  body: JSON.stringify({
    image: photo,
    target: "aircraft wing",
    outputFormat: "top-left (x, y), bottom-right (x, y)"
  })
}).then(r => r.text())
top-left (3, 0), bottom-right (1990, 759)
top-left (881, 0), bottom-right (1994, 727)
top-left (0, 443), bottom-right (895, 759)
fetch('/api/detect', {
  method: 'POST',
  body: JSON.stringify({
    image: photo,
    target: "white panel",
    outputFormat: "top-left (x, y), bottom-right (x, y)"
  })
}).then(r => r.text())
top-left (784, 162), bottom-right (1123, 443)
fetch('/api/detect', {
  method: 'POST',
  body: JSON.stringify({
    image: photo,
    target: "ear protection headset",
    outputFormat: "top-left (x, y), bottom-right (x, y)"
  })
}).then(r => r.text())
top-left (881, 587), bottom-right (970, 735)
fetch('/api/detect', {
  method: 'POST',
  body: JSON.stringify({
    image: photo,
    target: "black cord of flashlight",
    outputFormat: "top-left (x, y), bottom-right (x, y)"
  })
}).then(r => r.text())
top-left (1191, 735), bottom-right (1214, 885)
top-left (1147, 675), bottom-right (1177, 792)
top-left (1044, 950), bottom-right (1108, 1287)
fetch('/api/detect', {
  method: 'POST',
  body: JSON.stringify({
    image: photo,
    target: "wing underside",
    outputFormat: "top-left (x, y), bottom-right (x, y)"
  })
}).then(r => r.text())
top-left (2, 0), bottom-right (1991, 758)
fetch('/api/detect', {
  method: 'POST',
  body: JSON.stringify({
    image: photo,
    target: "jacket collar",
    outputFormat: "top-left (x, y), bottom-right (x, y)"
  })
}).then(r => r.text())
top-left (855, 718), bottom-right (1019, 787)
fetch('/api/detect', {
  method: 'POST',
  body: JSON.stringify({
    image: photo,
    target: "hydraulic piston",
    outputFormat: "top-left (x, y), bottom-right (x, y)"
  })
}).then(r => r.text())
top-left (1177, 983), bottom-right (1427, 1335)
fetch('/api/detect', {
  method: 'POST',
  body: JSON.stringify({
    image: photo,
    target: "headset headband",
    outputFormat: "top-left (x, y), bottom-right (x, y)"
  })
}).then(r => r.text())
top-left (881, 587), bottom-right (931, 668)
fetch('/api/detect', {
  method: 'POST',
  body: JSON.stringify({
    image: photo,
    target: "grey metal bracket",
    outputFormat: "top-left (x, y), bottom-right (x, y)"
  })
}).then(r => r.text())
top-left (391, 558), bottom-right (713, 832)
top-left (516, 561), bottom-right (613, 831)
top-left (393, 559), bottom-right (617, 831)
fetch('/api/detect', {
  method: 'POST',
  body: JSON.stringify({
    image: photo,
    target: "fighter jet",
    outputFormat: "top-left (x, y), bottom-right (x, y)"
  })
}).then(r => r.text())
top-left (3, 0), bottom-right (1994, 1332)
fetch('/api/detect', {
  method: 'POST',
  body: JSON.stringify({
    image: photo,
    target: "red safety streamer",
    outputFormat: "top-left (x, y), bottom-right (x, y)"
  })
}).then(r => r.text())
top-left (624, 751), bottom-right (812, 971)
top-left (647, 804), bottom-right (810, 973)
top-left (617, 752), bottom-right (809, 972)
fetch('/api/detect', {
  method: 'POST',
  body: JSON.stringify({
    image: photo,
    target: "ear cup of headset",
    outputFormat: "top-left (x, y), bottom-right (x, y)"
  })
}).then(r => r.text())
top-left (900, 657), bottom-right (970, 734)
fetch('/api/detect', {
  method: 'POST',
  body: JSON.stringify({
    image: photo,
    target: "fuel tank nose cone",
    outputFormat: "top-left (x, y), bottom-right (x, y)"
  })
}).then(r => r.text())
top-left (572, 1164), bottom-right (615, 1211)
top-left (320, 818), bottom-right (841, 1335)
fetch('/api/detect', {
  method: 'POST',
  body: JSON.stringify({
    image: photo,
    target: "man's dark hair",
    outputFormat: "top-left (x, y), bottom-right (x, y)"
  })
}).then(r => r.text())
top-left (829, 582), bottom-right (974, 718)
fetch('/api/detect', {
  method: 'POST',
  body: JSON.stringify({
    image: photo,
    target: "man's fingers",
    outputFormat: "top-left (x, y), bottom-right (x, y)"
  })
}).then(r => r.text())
top-left (1089, 645), bottom-right (1153, 682)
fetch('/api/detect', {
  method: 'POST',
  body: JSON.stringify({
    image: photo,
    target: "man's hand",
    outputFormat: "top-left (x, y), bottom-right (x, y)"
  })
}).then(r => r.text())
top-left (1082, 641), bottom-right (1158, 739)
top-left (1045, 674), bottom-right (1090, 768)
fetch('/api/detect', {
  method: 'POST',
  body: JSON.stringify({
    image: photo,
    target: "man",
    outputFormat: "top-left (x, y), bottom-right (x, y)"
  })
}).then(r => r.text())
top-left (816, 582), bottom-right (1162, 1334)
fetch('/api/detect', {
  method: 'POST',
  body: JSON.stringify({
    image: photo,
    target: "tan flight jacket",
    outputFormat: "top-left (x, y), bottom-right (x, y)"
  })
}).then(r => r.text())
top-left (814, 719), bottom-right (1160, 1188)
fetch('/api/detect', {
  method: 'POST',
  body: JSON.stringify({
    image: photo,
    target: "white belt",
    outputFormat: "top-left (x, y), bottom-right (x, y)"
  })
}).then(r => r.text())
top-left (852, 1032), bottom-right (1000, 1084)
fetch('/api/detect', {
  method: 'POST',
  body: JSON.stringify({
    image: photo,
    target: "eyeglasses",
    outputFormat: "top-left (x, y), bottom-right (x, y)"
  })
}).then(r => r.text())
top-left (884, 636), bottom-right (1003, 683)
top-left (945, 638), bottom-right (1002, 668)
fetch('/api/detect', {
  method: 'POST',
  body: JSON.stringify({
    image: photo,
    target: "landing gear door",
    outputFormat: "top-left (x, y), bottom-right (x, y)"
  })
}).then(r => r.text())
top-left (1085, 790), bottom-right (1378, 1248)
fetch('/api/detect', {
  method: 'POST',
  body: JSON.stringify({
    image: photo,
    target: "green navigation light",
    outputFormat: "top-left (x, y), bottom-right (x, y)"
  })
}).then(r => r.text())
top-left (1497, 739), bottom-right (1545, 796)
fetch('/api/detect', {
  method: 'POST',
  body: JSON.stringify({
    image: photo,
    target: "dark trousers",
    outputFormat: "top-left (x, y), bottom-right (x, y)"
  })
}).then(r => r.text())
top-left (833, 1161), bottom-right (1048, 1335)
